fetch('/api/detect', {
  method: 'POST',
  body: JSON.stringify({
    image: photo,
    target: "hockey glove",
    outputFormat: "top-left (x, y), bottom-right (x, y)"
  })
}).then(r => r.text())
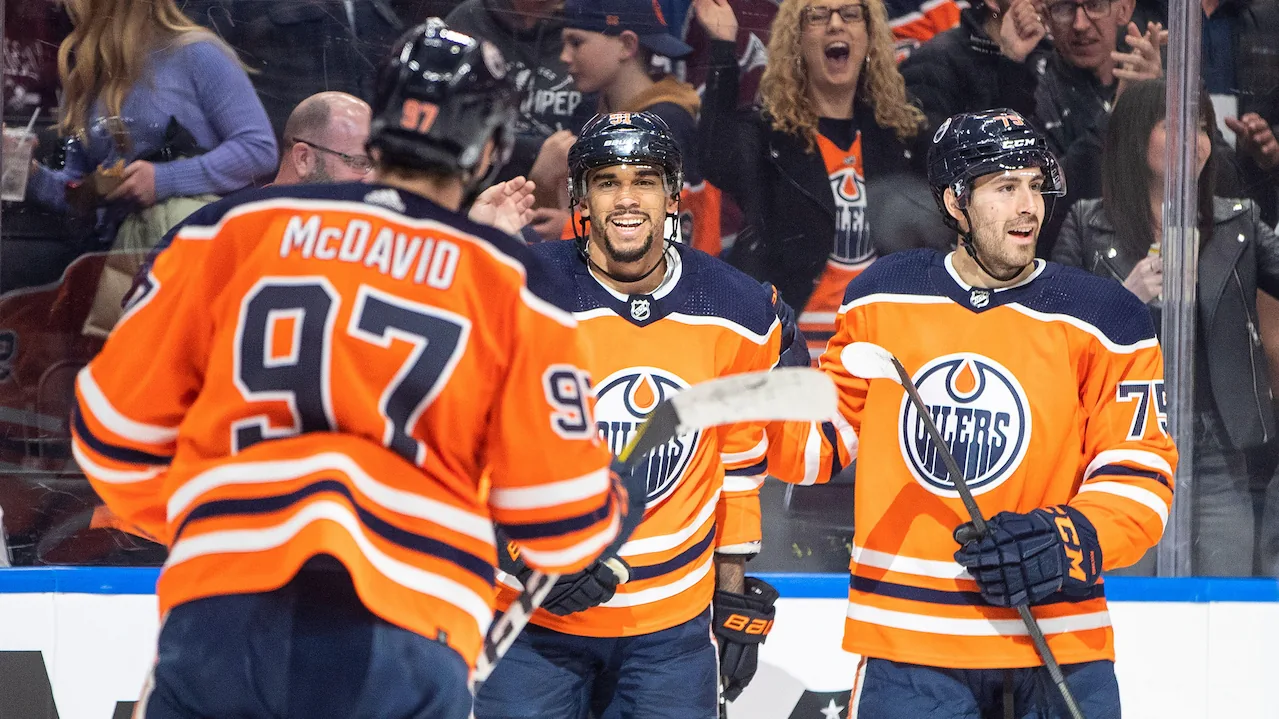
top-left (713, 577), bottom-right (779, 701)
top-left (541, 556), bottom-right (631, 615)
top-left (953, 505), bottom-right (1103, 607)
top-left (762, 282), bottom-right (810, 368)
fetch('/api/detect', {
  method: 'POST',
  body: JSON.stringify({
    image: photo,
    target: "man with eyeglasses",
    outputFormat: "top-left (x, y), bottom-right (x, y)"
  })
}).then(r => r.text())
top-left (1029, 0), bottom-right (1164, 255)
top-left (273, 91), bottom-right (374, 185)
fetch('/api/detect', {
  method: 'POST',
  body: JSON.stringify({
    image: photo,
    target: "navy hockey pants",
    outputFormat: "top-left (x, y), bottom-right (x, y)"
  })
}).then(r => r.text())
top-left (849, 657), bottom-right (1121, 719)
top-left (473, 609), bottom-right (719, 719)
top-left (136, 562), bottom-right (472, 719)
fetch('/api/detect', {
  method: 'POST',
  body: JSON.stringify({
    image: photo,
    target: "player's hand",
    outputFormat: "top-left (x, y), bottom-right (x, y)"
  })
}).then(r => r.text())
top-left (1122, 254), bottom-right (1163, 304)
top-left (763, 282), bottom-right (810, 368)
top-left (694, 0), bottom-right (739, 43)
top-left (997, 0), bottom-right (1046, 63)
top-left (714, 577), bottom-right (778, 702)
top-left (1112, 21), bottom-right (1166, 100)
top-left (953, 506), bottom-right (1102, 607)
top-left (105, 160), bottom-right (158, 207)
top-left (1225, 113), bottom-right (1279, 170)
top-left (541, 556), bottom-right (630, 615)
top-left (469, 176), bottom-right (537, 235)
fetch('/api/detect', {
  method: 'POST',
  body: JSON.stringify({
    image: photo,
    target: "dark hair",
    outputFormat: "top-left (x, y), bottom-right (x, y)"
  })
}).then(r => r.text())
top-left (1101, 78), bottom-right (1215, 258)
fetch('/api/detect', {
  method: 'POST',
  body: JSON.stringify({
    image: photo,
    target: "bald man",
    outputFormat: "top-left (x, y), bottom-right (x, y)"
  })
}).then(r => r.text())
top-left (274, 91), bottom-right (373, 185)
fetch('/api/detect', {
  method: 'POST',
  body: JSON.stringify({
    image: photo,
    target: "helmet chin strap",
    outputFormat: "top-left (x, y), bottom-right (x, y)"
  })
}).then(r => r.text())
top-left (959, 208), bottom-right (1030, 284)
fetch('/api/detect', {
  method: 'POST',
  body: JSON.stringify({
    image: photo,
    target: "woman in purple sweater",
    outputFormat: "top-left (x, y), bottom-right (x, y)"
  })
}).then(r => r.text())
top-left (26, 0), bottom-right (276, 221)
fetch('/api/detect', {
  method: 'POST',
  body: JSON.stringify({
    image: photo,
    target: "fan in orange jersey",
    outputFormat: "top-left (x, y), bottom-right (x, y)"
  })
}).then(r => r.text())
top-left (473, 111), bottom-right (797, 719)
top-left (768, 109), bottom-right (1176, 719)
top-left (70, 22), bottom-right (648, 719)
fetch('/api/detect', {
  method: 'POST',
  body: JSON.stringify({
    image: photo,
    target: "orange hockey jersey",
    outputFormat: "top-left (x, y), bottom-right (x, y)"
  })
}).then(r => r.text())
top-left (496, 240), bottom-right (782, 637)
top-left (772, 250), bottom-right (1176, 669)
top-left (70, 182), bottom-right (624, 668)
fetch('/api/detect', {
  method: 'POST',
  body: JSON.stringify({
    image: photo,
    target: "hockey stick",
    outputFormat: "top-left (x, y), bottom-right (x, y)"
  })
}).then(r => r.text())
top-left (472, 368), bottom-right (838, 691)
top-left (840, 343), bottom-right (1087, 719)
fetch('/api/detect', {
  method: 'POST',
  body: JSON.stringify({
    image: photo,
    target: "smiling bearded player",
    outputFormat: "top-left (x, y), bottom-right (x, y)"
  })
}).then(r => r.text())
top-left (473, 111), bottom-right (811, 719)
top-left (764, 109), bottom-right (1177, 718)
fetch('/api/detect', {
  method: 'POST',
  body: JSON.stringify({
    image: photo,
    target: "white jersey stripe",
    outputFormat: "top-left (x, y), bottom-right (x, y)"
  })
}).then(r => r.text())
top-left (846, 603), bottom-right (1112, 636)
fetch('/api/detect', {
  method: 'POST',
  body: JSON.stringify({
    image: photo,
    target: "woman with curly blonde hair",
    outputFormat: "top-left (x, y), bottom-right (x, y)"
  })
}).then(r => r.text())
top-left (695, 0), bottom-right (945, 343)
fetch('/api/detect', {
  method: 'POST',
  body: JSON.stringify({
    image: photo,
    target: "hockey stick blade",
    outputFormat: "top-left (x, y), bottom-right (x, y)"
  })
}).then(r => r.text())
top-left (840, 342), bottom-right (903, 383)
top-left (474, 368), bottom-right (836, 691)
top-left (623, 368), bottom-right (838, 462)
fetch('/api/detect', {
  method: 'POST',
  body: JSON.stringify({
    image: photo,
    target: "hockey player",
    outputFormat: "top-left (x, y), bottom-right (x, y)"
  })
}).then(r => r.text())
top-left (70, 21), bottom-right (646, 719)
top-left (472, 111), bottom-right (787, 718)
top-left (770, 109), bottom-right (1177, 718)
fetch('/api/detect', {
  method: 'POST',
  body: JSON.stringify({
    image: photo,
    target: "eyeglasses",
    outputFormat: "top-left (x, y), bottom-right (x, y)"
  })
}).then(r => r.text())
top-left (1045, 0), bottom-right (1112, 25)
top-left (291, 138), bottom-right (373, 174)
top-left (802, 4), bottom-right (869, 25)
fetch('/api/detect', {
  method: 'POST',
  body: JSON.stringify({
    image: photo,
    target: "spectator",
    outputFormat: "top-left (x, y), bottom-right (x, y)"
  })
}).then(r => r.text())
top-left (886, 0), bottom-right (964, 60)
top-left (273, 92), bottom-right (373, 185)
top-left (23, 0), bottom-right (276, 336)
top-left (3, 0), bottom-right (71, 118)
top-left (559, 0), bottom-right (722, 251)
top-left (694, 0), bottom-right (935, 356)
top-left (182, 0), bottom-right (404, 143)
top-left (447, 0), bottom-right (594, 189)
top-left (900, 0), bottom-right (1050, 133)
top-left (1052, 78), bottom-right (1279, 576)
top-left (1032, 6), bottom-right (1165, 254)
top-left (25, 0), bottom-right (276, 227)
top-left (1203, 0), bottom-right (1279, 226)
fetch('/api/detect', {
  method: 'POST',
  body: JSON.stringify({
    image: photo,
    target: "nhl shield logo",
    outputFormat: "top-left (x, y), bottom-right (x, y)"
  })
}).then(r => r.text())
top-left (969, 289), bottom-right (990, 308)
top-left (594, 367), bottom-right (700, 506)
top-left (899, 353), bottom-right (1031, 497)
top-left (630, 297), bottom-right (651, 321)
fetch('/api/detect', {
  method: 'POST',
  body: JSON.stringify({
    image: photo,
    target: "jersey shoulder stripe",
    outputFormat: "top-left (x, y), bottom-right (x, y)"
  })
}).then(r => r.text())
top-left (841, 248), bottom-right (940, 305)
top-left (678, 244), bottom-right (777, 337)
top-left (1016, 263), bottom-right (1158, 348)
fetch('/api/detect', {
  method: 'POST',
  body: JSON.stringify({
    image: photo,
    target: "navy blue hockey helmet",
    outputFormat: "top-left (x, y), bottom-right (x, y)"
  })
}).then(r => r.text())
top-left (927, 109), bottom-right (1066, 230)
top-left (368, 19), bottom-right (518, 188)
top-left (568, 111), bottom-right (684, 206)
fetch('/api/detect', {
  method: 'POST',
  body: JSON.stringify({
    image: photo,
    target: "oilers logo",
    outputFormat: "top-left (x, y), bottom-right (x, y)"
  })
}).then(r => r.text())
top-left (829, 165), bottom-right (871, 265)
top-left (594, 367), bottom-right (700, 506)
top-left (898, 353), bottom-right (1031, 497)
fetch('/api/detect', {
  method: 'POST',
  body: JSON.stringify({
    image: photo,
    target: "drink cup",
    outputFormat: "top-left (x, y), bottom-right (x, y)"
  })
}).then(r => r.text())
top-left (2, 127), bottom-right (36, 202)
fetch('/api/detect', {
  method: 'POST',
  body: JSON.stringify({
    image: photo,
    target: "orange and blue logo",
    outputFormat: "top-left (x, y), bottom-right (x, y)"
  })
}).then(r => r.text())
top-left (594, 367), bottom-right (700, 506)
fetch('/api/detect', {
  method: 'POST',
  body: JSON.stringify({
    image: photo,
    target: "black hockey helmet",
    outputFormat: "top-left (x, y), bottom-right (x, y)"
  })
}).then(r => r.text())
top-left (568, 111), bottom-right (684, 206)
top-left (368, 19), bottom-right (518, 189)
top-left (927, 109), bottom-right (1066, 231)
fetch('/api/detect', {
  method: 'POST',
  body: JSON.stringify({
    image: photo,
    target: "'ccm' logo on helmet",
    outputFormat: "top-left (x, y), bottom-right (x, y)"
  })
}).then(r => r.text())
top-left (899, 353), bottom-right (1031, 497)
top-left (1001, 138), bottom-right (1037, 149)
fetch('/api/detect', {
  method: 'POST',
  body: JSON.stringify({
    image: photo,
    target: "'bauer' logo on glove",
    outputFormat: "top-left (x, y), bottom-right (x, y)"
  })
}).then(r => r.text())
top-left (714, 577), bottom-right (779, 702)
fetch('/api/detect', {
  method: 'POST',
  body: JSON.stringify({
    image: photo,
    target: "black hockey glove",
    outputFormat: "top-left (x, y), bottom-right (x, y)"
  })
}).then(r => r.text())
top-left (542, 556), bottom-right (630, 615)
top-left (762, 282), bottom-right (810, 368)
top-left (953, 505), bottom-right (1103, 607)
top-left (495, 535), bottom-right (631, 616)
top-left (713, 577), bottom-right (779, 702)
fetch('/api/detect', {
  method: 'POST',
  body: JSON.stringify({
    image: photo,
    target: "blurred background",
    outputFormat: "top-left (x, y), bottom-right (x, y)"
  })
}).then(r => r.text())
top-left (2, 0), bottom-right (1277, 583)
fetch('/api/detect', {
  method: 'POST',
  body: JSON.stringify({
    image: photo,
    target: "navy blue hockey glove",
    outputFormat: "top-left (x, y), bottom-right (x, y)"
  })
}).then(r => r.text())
top-left (762, 282), bottom-right (810, 368)
top-left (495, 535), bottom-right (631, 616)
top-left (540, 556), bottom-right (631, 615)
top-left (714, 577), bottom-right (779, 702)
top-left (953, 506), bottom-right (1103, 607)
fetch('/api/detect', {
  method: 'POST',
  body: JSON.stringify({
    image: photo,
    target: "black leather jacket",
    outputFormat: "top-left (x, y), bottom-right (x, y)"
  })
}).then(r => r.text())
top-left (698, 40), bottom-right (940, 311)
top-left (1053, 197), bottom-right (1279, 449)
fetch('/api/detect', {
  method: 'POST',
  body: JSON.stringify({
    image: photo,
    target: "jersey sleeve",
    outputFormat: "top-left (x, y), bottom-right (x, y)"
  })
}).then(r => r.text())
top-left (714, 316), bottom-right (783, 555)
top-left (766, 299), bottom-right (864, 486)
top-left (71, 207), bottom-right (233, 542)
top-left (1067, 328), bottom-right (1177, 571)
top-left (484, 277), bottom-right (622, 576)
